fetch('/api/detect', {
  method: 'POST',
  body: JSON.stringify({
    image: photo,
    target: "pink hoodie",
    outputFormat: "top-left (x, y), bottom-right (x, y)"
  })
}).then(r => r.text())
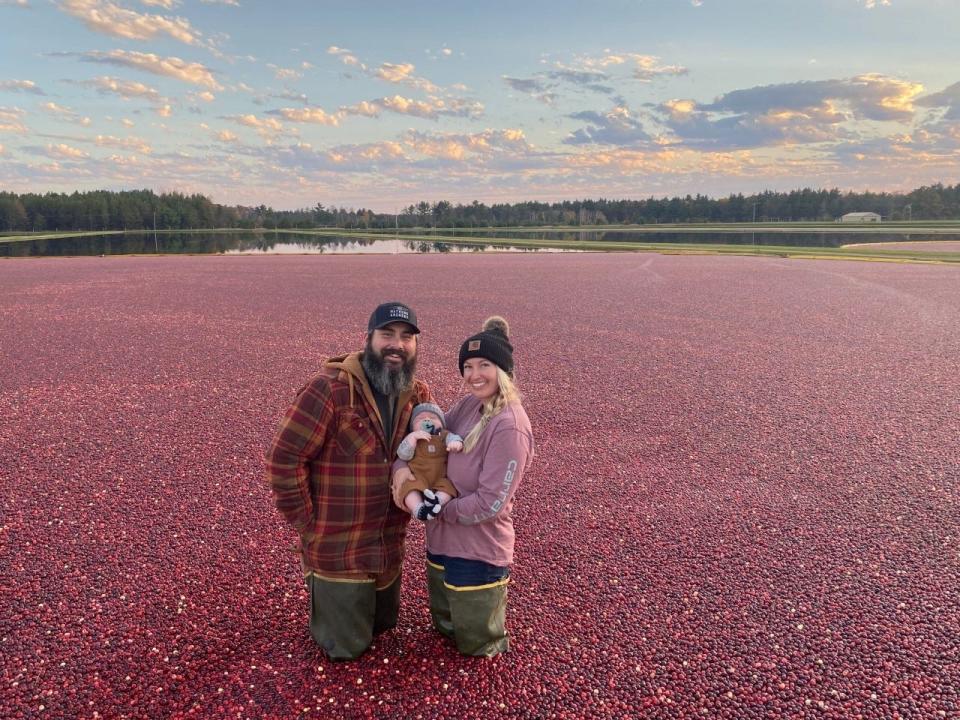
top-left (424, 394), bottom-right (534, 567)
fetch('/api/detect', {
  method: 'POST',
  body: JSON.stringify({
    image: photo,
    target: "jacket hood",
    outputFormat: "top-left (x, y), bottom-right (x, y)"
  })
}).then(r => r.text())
top-left (324, 351), bottom-right (366, 381)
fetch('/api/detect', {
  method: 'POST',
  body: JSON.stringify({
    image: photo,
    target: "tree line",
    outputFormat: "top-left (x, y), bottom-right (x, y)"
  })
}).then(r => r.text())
top-left (2, 183), bottom-right (959, 232)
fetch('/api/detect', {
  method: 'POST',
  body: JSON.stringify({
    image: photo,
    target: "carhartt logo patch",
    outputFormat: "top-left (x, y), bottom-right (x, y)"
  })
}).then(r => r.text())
top-left (428, 446), bottom-right (436, 453)
top-left (468, 340), bottom-right (481, 351)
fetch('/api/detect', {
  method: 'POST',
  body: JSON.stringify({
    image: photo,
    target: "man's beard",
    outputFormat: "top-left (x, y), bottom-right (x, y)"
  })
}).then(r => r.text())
top-left (362, 340), bottom-right (417, 396)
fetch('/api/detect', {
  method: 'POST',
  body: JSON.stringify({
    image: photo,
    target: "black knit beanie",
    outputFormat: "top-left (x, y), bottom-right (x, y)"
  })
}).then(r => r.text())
top-left (459, 316), bottom-right (514, 376)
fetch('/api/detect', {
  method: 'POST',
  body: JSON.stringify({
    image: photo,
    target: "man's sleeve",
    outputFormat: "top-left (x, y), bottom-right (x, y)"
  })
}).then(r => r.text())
top-left (439, 425), bottom-right (532, 526)
top-left (264, 377), bottom-right (335, 533)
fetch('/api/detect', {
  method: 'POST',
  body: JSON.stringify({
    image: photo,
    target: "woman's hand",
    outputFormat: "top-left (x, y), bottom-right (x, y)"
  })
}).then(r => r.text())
top-left (391, 466), bottom-right (415, 509)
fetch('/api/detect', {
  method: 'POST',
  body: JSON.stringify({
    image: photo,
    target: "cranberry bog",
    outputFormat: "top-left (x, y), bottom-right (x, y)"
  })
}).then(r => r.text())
top-left (1, 254), bottom-right (958, 719)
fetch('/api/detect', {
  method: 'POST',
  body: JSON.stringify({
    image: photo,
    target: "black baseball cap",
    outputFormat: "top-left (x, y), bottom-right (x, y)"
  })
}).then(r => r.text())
top-left (368, 302), bottom-right (420, 334)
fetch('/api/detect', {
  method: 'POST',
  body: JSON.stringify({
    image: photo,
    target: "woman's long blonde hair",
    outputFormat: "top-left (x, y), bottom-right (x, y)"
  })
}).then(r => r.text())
top-left (462, 366), bottom-right (521, 453)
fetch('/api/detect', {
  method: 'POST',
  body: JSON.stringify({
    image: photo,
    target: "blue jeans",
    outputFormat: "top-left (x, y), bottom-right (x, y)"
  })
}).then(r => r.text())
top-left (426, 551), bottom-right (509, 588)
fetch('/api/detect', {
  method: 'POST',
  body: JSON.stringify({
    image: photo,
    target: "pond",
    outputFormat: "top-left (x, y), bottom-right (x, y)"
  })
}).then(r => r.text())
top-left (0, 232), bottom-right (578, 257)
top-left (1, 229), bottom-right (958, 257)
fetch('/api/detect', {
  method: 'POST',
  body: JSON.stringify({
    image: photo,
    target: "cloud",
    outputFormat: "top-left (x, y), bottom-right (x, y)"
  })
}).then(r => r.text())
top-left (630, 57), bottom-right (688, 82)
top-left (327, 47), bottom-right (443, 94)
top-left (862, 0), bottom-right (891, 7)
top-left (917, 81), bottom-right (960, 120)
top-left (565, 105), bottom-right (652, 146)
top-left (272, 140), bottom-right (410, 173)
top-left (376, 62), bottom-right (414, 83)
top-left (327, 46), bottom-right (365, 70)
top-left (503, 52), bottom-right (686, 108)
top-left (75, 50), bottom-right (222, 89)
top-left (650, 74), bottom-right (924, 151)
top-left (156, 104), bottom-right (172, 117)
top-left (402, 128), bottom-right (532, 161)
top-left (47, 142), bottom-right (89, 159)
top-left (56, 0), bottom-right (204, 46)
top-left (269, 89), bottom-right (308, 105)
top-left (42, 101), bottom-right (93, 126)
top-left (274, 107), bottom-right (341, 126)
top-left (215, 129), bottom-right (238, 142)
top-left (0, 0), bottom-right (30, 6)
top-left (269, 64), bottom-right (302, 81)
top-left (267, 129), bottom-right (533, 176)
top-left (141, 0), bottom-right (179, 8)
top-left (95, 134), bottom-right (152, 153)
top-left (84, 75), bottom-right (162, 103)
top-left (0, 106), bottom-right (28, 133)
top-left (0, 79), bottom-right (46, 95)
top-left (200, 0), bottom-right (239, 5)
top-left (502, 76), bottom-right (558, 105)
top-left (704, 74), bottom-right (922, 122)
top-left (42, 101), bottom-right (79, 118)
top-left (338, 94), bottom-right (483, 120)
top-left (230, 114), bottom-right (283, 131)
top-left (189, 90), bottom-right (216, 103)
top-left (372, 62), bottom-right (439, 93)
top-left (546, 67), bottom-right (611, 87)
top-left (503, 76), bottom-right (548, 94)
top-left (0, 143), bottom-right (5, 155)
top-left (273, 93), bottom-right (485, 126)
top-left (224, 113), bottom-right (293, 141)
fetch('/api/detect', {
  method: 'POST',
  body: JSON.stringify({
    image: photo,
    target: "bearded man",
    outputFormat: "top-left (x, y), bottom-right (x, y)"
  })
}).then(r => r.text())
top-left (266, 302), bottom-right (431, 660)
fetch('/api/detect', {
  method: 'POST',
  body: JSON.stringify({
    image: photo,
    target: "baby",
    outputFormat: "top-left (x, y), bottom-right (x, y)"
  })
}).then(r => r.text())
top-left (397, 403), bottom-right (463, 520)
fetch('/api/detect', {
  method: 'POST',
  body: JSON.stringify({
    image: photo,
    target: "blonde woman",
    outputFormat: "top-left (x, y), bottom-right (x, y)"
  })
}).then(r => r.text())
top-left (392, 316), bottom-right (535, 656)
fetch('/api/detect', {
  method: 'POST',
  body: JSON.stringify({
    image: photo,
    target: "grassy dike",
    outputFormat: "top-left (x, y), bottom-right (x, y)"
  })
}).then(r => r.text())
top-left (284, 228), bottom-right (960, 265)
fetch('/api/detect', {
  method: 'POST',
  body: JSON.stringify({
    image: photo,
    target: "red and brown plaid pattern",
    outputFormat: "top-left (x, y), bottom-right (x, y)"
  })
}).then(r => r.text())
top-left (266, 352), bottom-right (431, 574)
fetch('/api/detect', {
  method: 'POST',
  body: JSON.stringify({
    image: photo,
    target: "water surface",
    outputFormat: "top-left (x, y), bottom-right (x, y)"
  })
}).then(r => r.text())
top-left (1, 229), bottom-right (955, 257)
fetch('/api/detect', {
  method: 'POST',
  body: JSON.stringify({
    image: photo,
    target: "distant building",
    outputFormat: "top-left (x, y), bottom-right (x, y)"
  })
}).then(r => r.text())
top-left (839, 212), bottom-right (881, 223)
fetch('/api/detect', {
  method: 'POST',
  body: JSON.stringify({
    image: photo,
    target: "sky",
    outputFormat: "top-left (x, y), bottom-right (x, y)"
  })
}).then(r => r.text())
top-left (1, 0), bottom-right (959, 211)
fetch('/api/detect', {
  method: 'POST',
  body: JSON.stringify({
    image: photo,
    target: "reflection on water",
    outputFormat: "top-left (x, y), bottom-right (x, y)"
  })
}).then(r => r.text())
top-left (223, 238), bottom-right (557, 255)
top-left (0, 229), bottom-right (954, 257)
top-left (0, 232), bottom-right (572, 257)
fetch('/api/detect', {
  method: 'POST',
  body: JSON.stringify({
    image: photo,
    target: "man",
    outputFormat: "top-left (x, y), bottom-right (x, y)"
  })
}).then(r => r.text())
top-left (265, 302), bottom-right (431, 660)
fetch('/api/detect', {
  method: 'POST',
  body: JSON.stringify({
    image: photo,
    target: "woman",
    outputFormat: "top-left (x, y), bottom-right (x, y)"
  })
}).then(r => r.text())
top-left (393, 316), bottom-right (535, 656)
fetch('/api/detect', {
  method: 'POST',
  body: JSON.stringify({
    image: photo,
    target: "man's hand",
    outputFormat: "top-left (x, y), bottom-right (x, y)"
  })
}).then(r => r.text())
top-left (392, 466), bottom-right (415, 508)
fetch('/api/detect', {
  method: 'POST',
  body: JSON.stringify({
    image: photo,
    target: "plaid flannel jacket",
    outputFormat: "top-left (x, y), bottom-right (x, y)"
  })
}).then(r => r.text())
top-left (265, 352), bottom-right (431, 575)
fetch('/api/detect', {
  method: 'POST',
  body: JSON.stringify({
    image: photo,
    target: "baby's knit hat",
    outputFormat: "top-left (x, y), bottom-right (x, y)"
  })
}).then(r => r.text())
top-left (410, 402), bottom-right (445, 429)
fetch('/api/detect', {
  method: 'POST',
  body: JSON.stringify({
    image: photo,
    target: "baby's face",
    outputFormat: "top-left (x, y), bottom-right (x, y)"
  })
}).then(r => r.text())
top-left (412, 411), bottom-right (444, 434)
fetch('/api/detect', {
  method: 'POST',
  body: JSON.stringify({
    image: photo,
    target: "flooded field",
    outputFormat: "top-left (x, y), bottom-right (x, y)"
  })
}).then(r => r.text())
top-left (2, 253), bottom-right (957, 718)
